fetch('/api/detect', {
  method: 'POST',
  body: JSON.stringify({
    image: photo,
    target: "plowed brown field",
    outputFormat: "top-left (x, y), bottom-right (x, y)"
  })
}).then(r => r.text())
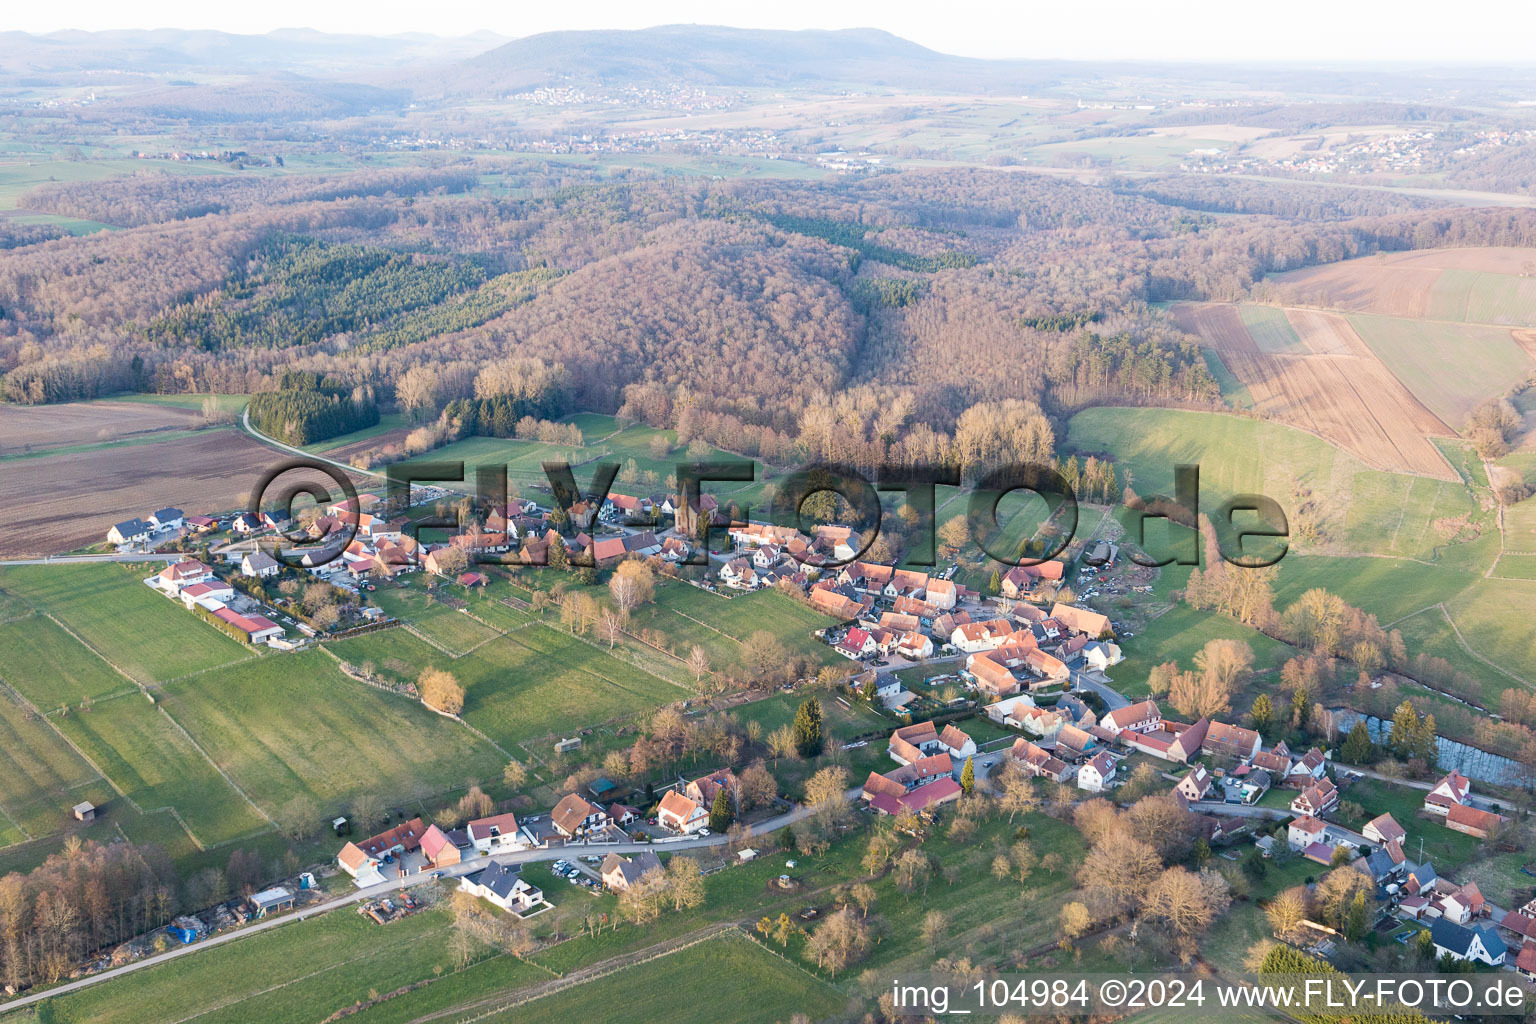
top-left (1269, 246), bottom-right (1536, 320)
top-left (0, 400), bottom-right (202, 454)
top-left (1174, 303), bottom-right (1456, 479)
top-left (0, 428), bottom-right (354, 556)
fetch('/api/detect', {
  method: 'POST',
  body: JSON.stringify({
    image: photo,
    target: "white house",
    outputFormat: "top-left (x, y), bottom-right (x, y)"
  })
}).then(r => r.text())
top-left (1430, 919), bottom-right (1506, 966)
top-left (657, 790), bottom-right (708, 833)
top-left (149, 507), bottom-right (185, 531)
top-left (1287, 814), bottom-right (1328, 851)
top-left (895, 631), bottom-right (933, 660)
top-left (1081, 641), bottom-right (1123, 671)
top-left (1077, 751), bottom-right (1117, 792)
top-left (950, 619), bottom-right (1014, 654)
top-left (550, 794), bottom-right (608, 839)
top-left (1101, 700), bottom-right (1162, 736)
top-left (107, 518), bottom-right (151, 546)
top-left (752, 545), bottom-right (780, 570)
top-left (179, 581), bottom-right (234, 610)
top-left (466, 812), bottom-right (525, 854)
top-left (460, 862), bottom-right (544, 914)
top-left (242, 551), bottom-right (281, 578)
top-left (1424, 770), bottom-right (1472, 817)
top-left (157, 559), bottom-right (214, 591)
top-left (719, 558), bottom-right (757, 590)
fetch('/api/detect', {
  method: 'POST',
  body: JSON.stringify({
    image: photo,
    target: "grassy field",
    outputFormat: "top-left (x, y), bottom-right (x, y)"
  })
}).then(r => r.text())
top-left (328, 619), bottom-right (690, 755)
top-left (1112, 604), bottom-right (1292, 699)
top-left (476, 932), bottom-right (844, 1024)
top-left (627, 582), bottom-right (844, 674)
top-left (1066, 407), bottom-right (1490, 565)
top-left (1427, 268), bottom-right (1536, 327)
top-left (0, 689), bottom-right (104, 841)
top-left (159, 651), bottom-right (507, 818)
top-left (0, 564), bottom-right (254, 685)
top-left (1348, 313), bottom-right (1534, 428)
top-left (31, 897), bottom-right (553, 1024)
top-left (370, 585), bottom-right (503, 654)
top-left (1239, 304), bottom-right (1303, 353)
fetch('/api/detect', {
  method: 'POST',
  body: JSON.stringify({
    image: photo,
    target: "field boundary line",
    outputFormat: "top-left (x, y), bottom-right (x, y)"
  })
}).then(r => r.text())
top-left (0, 679), bottom-right (137, 812)
top-left (1433, 602), bottom-right (1534, 688)
top-left (153, 701), bottom-right (276, 829)
top-left (41, 612), bottom-right (152, 690)
top-left (400, 623), bottom-right (460, 657)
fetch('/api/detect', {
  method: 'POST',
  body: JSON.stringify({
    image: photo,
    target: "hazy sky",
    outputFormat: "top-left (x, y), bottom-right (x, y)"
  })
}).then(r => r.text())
top-left (16, 0), bottom-right (1536, 63)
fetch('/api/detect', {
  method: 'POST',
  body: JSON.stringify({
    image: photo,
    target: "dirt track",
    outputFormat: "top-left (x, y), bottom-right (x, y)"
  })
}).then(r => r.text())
top-left (1175, 303), bottom-right (1457, 479)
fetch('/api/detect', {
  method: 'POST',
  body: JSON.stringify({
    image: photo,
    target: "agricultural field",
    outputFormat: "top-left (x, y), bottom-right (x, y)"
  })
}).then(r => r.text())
top-left (158, 651), bottom-right (507, 818)
top-left (0, 688), bottom-right (105, 842)
top-left (627, 582), bottom-right (845, 673)
top-left (0, 565), bottom-right (253, 684)
top-left (1267, 247), bottom-right (1536, 327)
top-left (1065, 407), bottom-right (1486, 563)
top-left (1347, 313), bottom-right (1535, 428)
top-left (0, 399), bottom-right (208, 456)
top-left (1171, 302), bottom-right (1455, 479)
top-left (0, 425), bottom-right (298, 556)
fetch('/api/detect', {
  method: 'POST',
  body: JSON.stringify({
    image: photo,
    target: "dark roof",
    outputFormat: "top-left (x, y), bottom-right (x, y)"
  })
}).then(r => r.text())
top-left (153, 507), bottom-right (184, 520)
top-left (602, 849), bottom-right (662, 887)
top-left (112, 518), bottom-right (149, 535)
top-left (1431, 918), bottom-right (1506, 959)
top-left (465, 861), bottom-right (522, 900)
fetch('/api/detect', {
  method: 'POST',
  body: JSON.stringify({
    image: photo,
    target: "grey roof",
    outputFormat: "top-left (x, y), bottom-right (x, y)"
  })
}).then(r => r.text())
top-left (112, 518), bottom-right (149, 535)
top-left (244, 551), bottom-right (279, 569)
top-left (1430, 918), bottom-right (1506, 959)
top-left (466, 861), bottom-right (522, 900)
top-left (602, 850), bottom-right (661, 887)
top-left (153, 507), bottom-right (184, 521)
top-left (1363, 848), bottom-right (1396, 880)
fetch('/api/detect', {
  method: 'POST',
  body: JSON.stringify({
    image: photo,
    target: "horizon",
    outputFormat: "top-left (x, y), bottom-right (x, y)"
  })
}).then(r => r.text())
top-left (10, 2), bottom-right (1536, 65)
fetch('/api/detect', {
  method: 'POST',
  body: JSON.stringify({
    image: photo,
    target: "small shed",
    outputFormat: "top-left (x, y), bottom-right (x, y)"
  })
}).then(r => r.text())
top-left (250, 886), bottom-right (295, 918)
top-left (73, 801), bottom-right (96, 822)
top-left (587, 777), bottom-right (618, 801)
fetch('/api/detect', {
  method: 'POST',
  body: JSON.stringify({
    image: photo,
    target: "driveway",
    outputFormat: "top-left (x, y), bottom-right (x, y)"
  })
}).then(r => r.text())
top-left (1072, 669), bottom-right (1129, 711)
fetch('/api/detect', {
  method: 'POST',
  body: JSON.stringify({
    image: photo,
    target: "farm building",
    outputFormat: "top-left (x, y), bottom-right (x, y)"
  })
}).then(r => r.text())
top-left (249, 887), bottom-right (295, 918)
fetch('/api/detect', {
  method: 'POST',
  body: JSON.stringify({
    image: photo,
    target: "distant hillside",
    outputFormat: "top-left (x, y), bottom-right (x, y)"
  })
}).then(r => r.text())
top-left (423, 24), bottom-right (1057, 96)
top-left (0, 27), bottom-right (506, 78)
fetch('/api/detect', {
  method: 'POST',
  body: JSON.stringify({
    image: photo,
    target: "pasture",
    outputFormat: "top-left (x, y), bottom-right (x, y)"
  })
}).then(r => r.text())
top-left (1065, 407), bottom-right (1485, 563)
top-left (0, 564), bottom-right (253, 684)
top-left (328, 620), bottom-right (690, 755)
top-left (159, 651), bottom-right (507, 819)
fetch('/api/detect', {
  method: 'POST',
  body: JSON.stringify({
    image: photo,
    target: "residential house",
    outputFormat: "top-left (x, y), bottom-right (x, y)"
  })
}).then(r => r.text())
top-left (1202, 721), bottom-right (1262, 762)
top-left (951, 619), bottom-right (1016, 654)
top-left (1517, 943), bottom-right (1536, 982)
top-left (1081, 641), bottom-right (1123, 671)
top-left (659, 537), bottom-right (691, 562)
top-left (1101, 700), bottom-right (1162, 737)
top-left (1251, 747), bottom-right (1293, 776)
top-left (335, 818), bottom-right (427, 885)
top-left (1010, 738), bottom-right (1068, 782)
top-left (657, 790), bottom-right (708, 833)
top-left (179, 580), bottom-right (234, 610)
top-left (1288, 815), bottom-right (1328, 851)
top-left (1363, 812), bottom-right (1408, 847)
top-left (1446, 803), bottom-right (1506, 840)
top-left (241, 551), bottom-right (281, 578)
top-left (1054, 724), bottom-right (1098, 762)
top-left (752, 545), bottom-right (781, 570)
top-left (467, 812), bottom-right (524, 853)
top-left (1430, 919), bottom-right (1506, 966)
top-left (550, 795), bottom-right (607, 839)
top-left (158, 559), bottom-right (214, 591)
top-left (1424, 770), bottom-right (1472, 816)
top-left (835, 627), bottom-right (876, 660)
top-left (1175, 764), bottom-right (1213, 804)
top-left (1285, 748), bottom-right (1327, 787)
top-left (1167, 717), bottom-right (1211, 763)
top-left (1290, 778), bottom-right (1339, 817)
top-left (895, 632), bottom-right (934, 660)
top-left (866, 777), bottom-right (961, 816)
top-left (1048, 603), bottom-right (1113, 638)
top-left (685, 769), bottom-right (738, 811)
top-left (1000, 561), bottom-right (1065, 600)
top-left (861, 771), bottom-right (910, 803)
top-left (420, 825), bottom-right (462, 868)
top-left (230, 513), bottom-right (261, 534)
top-left (924, 578), bottom-right (957, 610)
top-left (108, 518), bottom-right (151, 546)
top-left (719, 557), bottom-right (758, 590)
top-left (212, 608), bottom-right (283, 644)
top-left (887, 722), bottom-right (975, 765)
top-left (601, 850), bottom-right (662, 891)
top-left (608, 803), bottom-right (641, 826)
top-left (1077, 751), bottom-right (1117, 792)
top-left (886, 753), bottom-right (955, 789)
top-left (459, 862), bottom-right (544, 914)
top-left (149, 507), bottom-right (185, 531)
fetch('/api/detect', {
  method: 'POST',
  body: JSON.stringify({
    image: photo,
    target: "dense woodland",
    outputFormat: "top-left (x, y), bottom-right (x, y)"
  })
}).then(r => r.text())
top-left (4, 163), bottom-right (1536, 460)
